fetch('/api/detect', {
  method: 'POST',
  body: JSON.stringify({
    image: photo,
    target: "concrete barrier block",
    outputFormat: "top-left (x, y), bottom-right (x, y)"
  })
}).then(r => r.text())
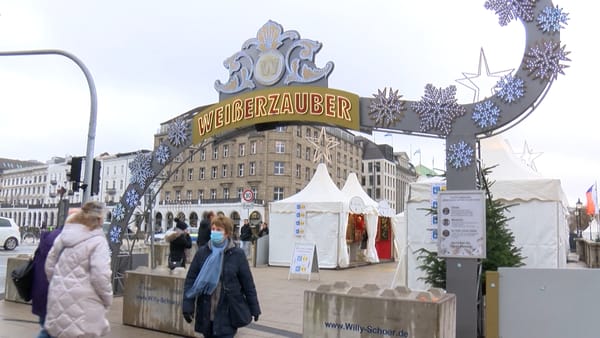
top-left (304, 282), bottom-right (456, 338)
top-left (122, 269), bottom-right (196, 337)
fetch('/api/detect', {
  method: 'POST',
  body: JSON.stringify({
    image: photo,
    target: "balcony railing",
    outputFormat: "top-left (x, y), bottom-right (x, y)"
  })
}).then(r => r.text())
top-left (158, 198), bottom-right (264, 206)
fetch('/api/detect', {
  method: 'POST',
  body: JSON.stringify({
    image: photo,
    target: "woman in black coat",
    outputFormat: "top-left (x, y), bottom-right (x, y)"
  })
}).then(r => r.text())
top-left (197, 210), bottom-right (214, 247)
top-left (167, 218), bottom-right (192, 269)
top-left (182, 215), bottom-right (261, 338)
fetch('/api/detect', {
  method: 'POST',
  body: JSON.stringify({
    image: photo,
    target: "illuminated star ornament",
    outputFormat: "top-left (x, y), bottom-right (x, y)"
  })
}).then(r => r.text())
top-left (456, 49), bottom-right (513, 102)
top-left (411, 84), bottom-right (466, 136)
top-left (524, 40), bottom-right (570, 81)
top-left (485, 0), bottom-right (536, 26)
top-left (515, 141), bottom-right (542, 171)
top-left (167, 117), bottom-right (189, 147)
top-left (369, 87), bottom-right (406, 127)
top-left (306, 127), bottom-right (339, 164)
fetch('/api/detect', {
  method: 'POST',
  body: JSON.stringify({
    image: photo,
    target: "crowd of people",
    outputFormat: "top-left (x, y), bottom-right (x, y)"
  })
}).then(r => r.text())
top-left (27, 204), bottom-right (265, 337)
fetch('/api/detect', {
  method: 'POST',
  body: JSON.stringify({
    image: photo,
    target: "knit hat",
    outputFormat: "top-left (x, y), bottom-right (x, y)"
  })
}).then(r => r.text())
top-left (175, 219), bottom-right (188, 230)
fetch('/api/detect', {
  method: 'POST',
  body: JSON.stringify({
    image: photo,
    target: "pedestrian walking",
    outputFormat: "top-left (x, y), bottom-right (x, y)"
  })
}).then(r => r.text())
top-left (31, 225), bottom-right (63, 338)
top-left (44, 201), bottom-right (113, 337)
top-left (258, 222), bottom-right (269, 237)
top-left (197, 211), bottom-right (214, 247)
top-left (239, 219), bottom-right (252, 258)
top-left (166, 218), bottom-right (193, 269)
top-left (182, 215), bottom-right (261, 338)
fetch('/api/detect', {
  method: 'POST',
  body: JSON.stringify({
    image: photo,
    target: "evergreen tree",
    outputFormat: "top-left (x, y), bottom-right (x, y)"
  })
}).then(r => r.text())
top-left (416, 165), bottom-right (524, 292)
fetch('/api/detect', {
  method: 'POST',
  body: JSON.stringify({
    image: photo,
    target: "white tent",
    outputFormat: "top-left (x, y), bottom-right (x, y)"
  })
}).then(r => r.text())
top-left (341, 172), bottom-right (379, 263)
top-left (403, 136), bottom-right (570, 290)
top-left (269, 163), bottom-right (350, 268)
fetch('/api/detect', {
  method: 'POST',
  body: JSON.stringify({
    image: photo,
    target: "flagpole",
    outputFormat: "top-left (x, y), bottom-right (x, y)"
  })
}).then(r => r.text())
top-left (590, 181), bottom-right (600, 238)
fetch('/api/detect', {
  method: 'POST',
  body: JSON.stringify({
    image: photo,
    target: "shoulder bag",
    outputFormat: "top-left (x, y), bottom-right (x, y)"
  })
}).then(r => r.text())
top-left (11, 258), bottom-right (34, 301)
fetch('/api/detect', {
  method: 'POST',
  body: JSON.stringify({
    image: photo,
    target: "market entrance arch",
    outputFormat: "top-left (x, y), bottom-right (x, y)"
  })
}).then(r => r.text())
top-left (108, 4), bottom-right (567, 336)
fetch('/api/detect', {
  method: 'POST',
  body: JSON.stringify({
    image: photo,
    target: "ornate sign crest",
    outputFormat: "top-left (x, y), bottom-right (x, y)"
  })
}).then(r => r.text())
top-left (214, 20), bottom-right (334, 100)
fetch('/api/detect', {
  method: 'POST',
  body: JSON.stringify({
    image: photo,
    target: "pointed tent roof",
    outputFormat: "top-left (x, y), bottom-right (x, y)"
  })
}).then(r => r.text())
top-left (480, 136), bottom-right (542, 180)
top-left (409, 136), bottom-right (568, 205)
top-left (275, 163), bottom-right (347, 203)
top-left (341, 172), bottom-right (379, 208)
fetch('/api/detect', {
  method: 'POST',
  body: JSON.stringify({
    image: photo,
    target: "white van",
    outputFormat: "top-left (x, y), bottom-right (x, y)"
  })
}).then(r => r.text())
top-left (0, 217), bottom-right (20, 250)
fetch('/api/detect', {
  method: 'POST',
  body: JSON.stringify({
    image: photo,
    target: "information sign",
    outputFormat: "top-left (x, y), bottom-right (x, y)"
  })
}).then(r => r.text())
top-left (288, 242), bottom-right (319, 281)
top-left (437, 190), bottom-right (486, 259)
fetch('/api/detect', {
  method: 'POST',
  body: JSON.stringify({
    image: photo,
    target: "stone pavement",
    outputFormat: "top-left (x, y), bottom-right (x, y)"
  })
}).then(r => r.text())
top-left (0, 262), bottom-right (399, 337)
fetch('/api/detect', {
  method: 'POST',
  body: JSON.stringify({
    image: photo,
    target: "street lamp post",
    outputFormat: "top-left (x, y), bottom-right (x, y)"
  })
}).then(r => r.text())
top-left (576, 198), bottom-right (582, 238)
top-left (0, 49), bottom-right (97, 204)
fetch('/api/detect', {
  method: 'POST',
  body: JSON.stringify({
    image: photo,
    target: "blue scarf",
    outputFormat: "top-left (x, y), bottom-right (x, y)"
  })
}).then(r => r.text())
top-left (185, 239), bottom-right (227, 299)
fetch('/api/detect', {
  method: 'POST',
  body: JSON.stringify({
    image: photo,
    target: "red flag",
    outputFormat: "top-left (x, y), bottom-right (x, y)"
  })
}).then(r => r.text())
top-left (586, 185), bottom-right (596, 215)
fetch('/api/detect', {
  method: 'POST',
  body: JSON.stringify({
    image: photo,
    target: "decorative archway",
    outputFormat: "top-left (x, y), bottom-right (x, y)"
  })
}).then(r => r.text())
top-left (106, 4), bottom-right (568, 335)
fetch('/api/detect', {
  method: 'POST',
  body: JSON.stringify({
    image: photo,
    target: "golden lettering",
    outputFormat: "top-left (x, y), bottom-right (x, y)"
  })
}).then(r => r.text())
top-left (255, 96), bottom-right (268, 117)
top-left (233, 99), bottom-right (244, 123)
top-left (244, 98), bottom-right (254, 119)
top-left (280, 92), bottom-right (293, 114)
top-left (215, 106), bottom-right (224, 129)
top-left (338, 96), bottom-right (352, 121)
top-left (310, 93), bottom-right (324, 115)
top-left (268, 94), bottom-right (280, 115)
top-left (324, 94), bottom-right (335, 117)
top-left (295, 92), bottom-right (308, 114)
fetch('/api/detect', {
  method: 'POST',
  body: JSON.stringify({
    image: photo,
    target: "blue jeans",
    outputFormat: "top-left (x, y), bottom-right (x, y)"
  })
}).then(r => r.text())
top-left (241, 241), bottom-right (251, 258)
top-left (38, 317), bottom-right (52, 338)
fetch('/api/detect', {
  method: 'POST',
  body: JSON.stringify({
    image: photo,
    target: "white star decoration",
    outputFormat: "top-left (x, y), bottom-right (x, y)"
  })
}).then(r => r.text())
top-left (515, 141), bottom-right (542, 172)
top-left (306, 127), bottom-right (339, 164)
top-left (456, 48), bottom-right (513, 103)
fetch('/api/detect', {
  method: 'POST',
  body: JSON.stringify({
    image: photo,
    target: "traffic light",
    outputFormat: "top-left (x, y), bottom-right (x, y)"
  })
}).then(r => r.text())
top-left (67, 156), bottom-right (83, 184)
top-left (91, 160), bottom-right (102, 196)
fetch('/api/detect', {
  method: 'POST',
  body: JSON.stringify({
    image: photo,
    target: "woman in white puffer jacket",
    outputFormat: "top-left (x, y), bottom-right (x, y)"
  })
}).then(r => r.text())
top-left (45, 201), bottom-right (113, 337)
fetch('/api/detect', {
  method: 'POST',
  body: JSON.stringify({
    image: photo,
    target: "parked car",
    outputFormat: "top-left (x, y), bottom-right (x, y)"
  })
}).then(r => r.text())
top-left (0, 217), bottom-right (20, 250)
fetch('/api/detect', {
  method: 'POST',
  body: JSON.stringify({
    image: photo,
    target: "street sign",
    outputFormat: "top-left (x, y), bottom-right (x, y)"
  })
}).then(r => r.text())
top-left (242, 189), bottom-right (255, 203)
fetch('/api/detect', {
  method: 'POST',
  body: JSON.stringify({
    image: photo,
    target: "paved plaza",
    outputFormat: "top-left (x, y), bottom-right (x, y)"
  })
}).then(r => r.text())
top-left (0, 262), bottom-right (399, 337)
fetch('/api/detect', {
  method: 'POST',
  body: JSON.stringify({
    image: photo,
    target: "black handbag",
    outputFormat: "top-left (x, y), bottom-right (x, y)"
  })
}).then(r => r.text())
top-left (11, 259), bottom-right (34, 301)
top-left (227, 293), bottom-right (252, 328)
top-left (168, 258), bottom-right (184, 270)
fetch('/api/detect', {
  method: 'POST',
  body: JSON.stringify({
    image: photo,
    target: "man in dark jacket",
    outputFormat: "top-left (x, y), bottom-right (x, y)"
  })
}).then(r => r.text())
top-left (167, 218), bottom-right (192, 269)
top-left (197, 211), bottom-right (214, 247)
top-left (239, 219), bottom-right (252, 258)
top-left (31, 227), bottom-right (62, 338)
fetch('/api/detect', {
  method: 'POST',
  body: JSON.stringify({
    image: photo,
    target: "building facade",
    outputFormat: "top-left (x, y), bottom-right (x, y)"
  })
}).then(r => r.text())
top-left (0, 156), bottom-right (85, 227)
top-left (155, 120), bottom-right (418, 231)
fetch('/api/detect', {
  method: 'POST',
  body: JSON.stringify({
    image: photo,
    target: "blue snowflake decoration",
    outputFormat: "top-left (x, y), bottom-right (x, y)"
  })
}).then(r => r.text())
top-left (411, 84), bottom-right (466, 136)
top-left (537, 5), bottom-right (569, 33)
top-left (448, 141), bottom-right (474, 169)
top-left (524, 40), bottom-right (570, 81)
top-left (109, 226), bottom-right (122, 243)
top-left (112, 203), bottom-right (125, 221)
top-left (125, 189), bottom-right (140, 207)
top-left (129, 151), bottom-right (154, 189)
top-left (369, 87), bottom-right (406, 127)
top-left (472, 101), bottom-right (501, 129)
top-left (154, 143), bottom-right (170, 165)
top-left (167, 117), bottom-right (188, 147)
top-left (485, 0), bottom-right (535, 26)
top-left (495, 75), bottom-right (525, 103)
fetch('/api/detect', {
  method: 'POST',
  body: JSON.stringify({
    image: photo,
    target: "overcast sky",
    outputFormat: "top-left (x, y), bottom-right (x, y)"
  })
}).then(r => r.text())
top-left (0, 1), bottom-right (596, 206)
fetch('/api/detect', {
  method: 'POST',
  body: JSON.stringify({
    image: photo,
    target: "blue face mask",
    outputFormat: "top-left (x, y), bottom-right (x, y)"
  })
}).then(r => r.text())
top-left (210, 230), bottom-right (225, 244)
